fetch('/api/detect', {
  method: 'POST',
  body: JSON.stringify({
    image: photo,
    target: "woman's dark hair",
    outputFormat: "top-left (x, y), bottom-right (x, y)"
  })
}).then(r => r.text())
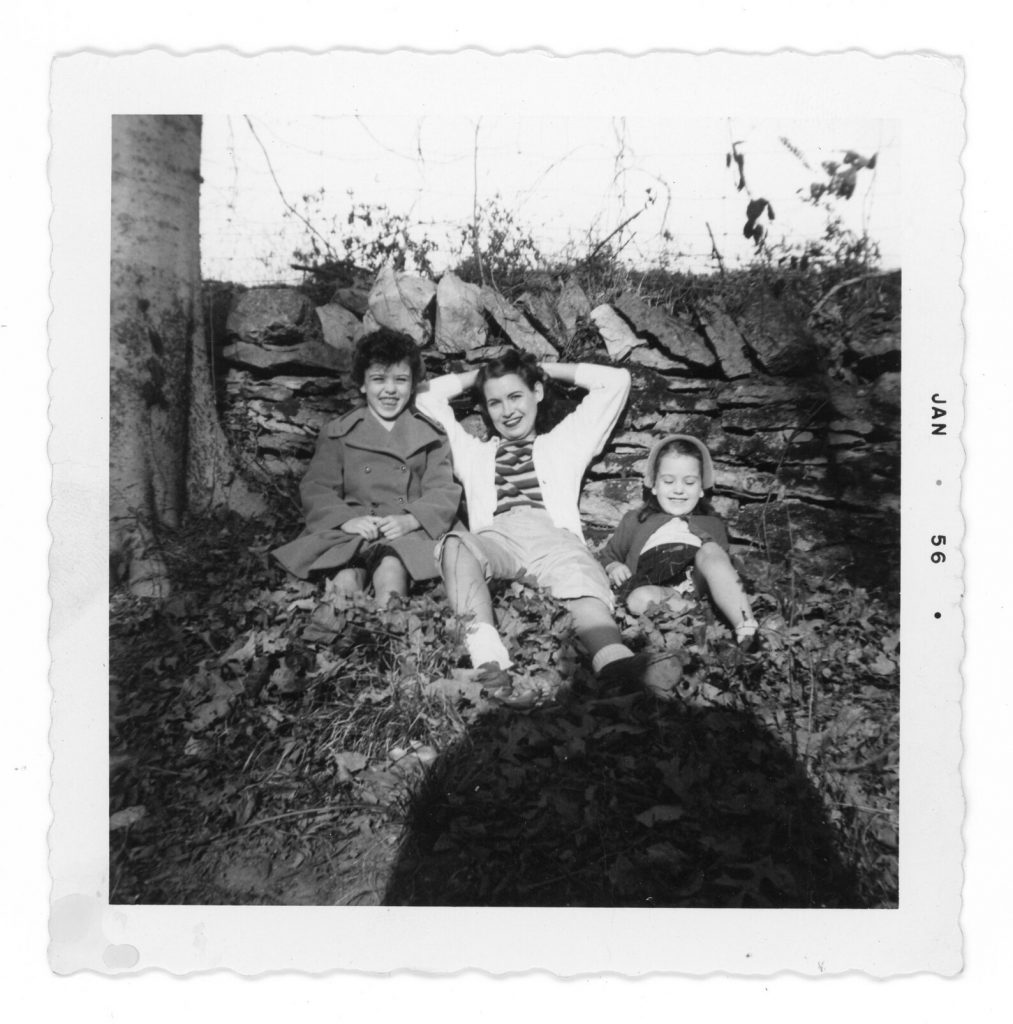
top-left (638, 440), bottom-right (716, 521)
top-left (473, 349), bottom-right (559, 435)
top-left (351, 328), bottom-right (424, 389)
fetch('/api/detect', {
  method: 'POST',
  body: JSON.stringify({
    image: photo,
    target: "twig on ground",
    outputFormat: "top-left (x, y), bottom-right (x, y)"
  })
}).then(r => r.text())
top-left (202, 803), bottom-right (380, 846)
top-left (836, 739), bottom-right (899, 774)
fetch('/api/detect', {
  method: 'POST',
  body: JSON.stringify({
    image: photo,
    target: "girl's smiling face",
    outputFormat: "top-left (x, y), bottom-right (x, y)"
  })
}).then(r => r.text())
top-left (482, 372), bottom-right (544, 441)
top-left (651, 452), bottom-right (704, 517)
top-left (360, 360), bottom-right (413, 421)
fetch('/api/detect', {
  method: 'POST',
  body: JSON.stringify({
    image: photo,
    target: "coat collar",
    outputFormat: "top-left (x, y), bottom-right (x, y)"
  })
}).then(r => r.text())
top-left (327, 403), bottom-right (447, 455)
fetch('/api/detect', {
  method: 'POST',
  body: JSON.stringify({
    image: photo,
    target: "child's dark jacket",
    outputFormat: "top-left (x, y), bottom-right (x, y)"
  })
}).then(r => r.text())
top-left (600, 510), bottom-right (729, 573)
top-left (273, 404), bottom-right (462, 580)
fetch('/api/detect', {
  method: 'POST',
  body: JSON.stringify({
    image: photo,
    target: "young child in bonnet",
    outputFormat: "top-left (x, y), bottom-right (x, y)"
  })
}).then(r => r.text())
top-left (601, 434), bottom-right (758, 646)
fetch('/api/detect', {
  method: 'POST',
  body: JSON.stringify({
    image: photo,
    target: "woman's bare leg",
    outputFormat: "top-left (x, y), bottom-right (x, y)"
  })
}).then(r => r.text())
top-left (440, 536), bottom-right (495, 625)
top-left (565, 596), bottom-right (624, 657)
top-left (440, 536), bottom-right (510, 671)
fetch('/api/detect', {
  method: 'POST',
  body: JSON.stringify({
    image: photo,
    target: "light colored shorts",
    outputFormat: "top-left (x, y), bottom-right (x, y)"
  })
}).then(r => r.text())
top-left (437, 507), bottom-right (614, 610)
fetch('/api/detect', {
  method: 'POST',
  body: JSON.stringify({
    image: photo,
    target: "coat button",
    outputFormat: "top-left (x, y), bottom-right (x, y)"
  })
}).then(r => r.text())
top-left (397, 498), bottom-right (405, 505)
top-left (400, 465), bottom-right (407, 473)
top-left (364, 465), bottom-right (371, 474)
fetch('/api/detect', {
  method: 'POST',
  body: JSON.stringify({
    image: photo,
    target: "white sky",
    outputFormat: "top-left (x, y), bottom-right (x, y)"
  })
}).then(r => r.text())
top-left (200, 114), bottom-right (900, 284)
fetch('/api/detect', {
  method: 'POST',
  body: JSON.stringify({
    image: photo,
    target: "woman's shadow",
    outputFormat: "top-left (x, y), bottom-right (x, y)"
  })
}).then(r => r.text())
top-left (384, 687), bottom-right (864, 908)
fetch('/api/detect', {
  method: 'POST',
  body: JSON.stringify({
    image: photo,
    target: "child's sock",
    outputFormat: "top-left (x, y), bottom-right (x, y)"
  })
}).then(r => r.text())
top-left (735, 618), bottom-right (759, 644)
top-left (591, 643), bottom-right (636, 675)
top-left (465, 622), bottom-right (513, 671)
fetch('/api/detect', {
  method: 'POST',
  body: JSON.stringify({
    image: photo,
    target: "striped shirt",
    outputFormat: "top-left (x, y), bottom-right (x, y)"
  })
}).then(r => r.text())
top-left (494, 438), bottom-right (545, 515)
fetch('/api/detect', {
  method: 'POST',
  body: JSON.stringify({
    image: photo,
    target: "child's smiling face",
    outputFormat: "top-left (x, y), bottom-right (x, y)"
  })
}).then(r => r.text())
top-left (360, 360), bottom-right (413, 421)
top-left (651, 452), bottom-right (704, 516)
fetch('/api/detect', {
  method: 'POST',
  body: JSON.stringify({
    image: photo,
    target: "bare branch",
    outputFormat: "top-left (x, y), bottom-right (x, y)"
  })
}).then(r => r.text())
top-left (705, 222), bottom-right (726, 275)
top-left (586, 208), bottom-right (644, 263)
top-left (243, 116), bottom-right (335, 261)
top-left (471, 119), bottom-right (486, 286)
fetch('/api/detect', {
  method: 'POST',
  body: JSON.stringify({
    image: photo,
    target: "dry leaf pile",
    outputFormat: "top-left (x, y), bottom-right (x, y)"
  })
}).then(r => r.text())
top-left (110, 510), bottom-right (898, 908)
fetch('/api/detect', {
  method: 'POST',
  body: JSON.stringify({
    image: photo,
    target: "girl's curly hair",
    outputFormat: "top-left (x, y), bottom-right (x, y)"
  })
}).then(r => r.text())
top-left (351, 328), bottom-right (424, 389)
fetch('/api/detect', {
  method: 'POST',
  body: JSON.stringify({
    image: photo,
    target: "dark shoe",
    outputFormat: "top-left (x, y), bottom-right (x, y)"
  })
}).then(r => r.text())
top-left (597, 651), bottom-right (682, 701)
top-left (470, 661), bottom-right (512, 688)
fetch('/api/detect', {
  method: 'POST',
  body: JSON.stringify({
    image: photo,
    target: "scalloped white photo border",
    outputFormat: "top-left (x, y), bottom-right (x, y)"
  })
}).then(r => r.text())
top-left (47, 48), bottom-right (964, 977)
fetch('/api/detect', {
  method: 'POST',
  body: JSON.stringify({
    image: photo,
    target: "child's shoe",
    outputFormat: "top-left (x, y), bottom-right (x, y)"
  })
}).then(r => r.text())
top-left (469, 661), bottom-right (512, 691)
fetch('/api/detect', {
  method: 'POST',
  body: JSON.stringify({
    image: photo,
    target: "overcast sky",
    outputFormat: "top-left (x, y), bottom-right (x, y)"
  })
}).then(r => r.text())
top-left (200, 113), bottom-right (900, 285)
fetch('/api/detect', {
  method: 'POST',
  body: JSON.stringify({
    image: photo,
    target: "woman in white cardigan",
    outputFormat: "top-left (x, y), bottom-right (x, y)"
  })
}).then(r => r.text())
top-left (415, 350), bottom-right (682, 703)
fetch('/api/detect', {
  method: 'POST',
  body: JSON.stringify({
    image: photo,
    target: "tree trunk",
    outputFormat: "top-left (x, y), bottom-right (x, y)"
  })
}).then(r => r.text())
top-left (110, 115), bottom-right (264, 597)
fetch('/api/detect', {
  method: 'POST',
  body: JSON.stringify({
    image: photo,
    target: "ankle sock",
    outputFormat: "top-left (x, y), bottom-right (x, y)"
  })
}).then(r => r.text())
top-left (735, 618), bottom-right (759, 643)
top-left (465, 622), bottom-right (512, 670)
top-left (592, 643), bottom-right (635, 675)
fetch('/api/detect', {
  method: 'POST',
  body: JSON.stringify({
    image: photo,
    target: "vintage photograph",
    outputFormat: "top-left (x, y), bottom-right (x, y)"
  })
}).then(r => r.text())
top-left (49, 50), bottom-right (963, 975)
top-left (108, 111), bottom-right (900, 910)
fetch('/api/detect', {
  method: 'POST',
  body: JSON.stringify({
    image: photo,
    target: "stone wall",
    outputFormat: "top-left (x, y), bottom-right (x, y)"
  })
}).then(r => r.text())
top-left (209, 264), bottom-right (900, 587)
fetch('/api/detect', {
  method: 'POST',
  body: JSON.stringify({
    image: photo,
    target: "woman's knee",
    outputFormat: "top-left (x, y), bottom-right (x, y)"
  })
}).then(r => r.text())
top-left (441, 535), bottom-right (487, 579)
top-left (439, 535), bottom-right (465, 569)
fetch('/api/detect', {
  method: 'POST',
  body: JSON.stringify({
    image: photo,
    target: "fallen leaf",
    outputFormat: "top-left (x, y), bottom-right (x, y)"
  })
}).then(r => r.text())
top-left (332, 750), bottom-right (368, 774)
top-left (182, 736), bottom-right (211, 759)
top-left (219, 632), bottom-right (257, 667)
top-left (424, 675), bottom-right (492, 708)
top-left (110, 806), bottom-right (147, 831)
top-left (635, 804), bottom-right (685, 827)
top-left (869, 653), bottom-right (896, 676)
top-left (269, 664), bottom-right (302, 694)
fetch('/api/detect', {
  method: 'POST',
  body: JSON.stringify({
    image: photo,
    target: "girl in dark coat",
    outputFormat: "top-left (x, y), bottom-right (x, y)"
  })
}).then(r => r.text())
top-left (601, 434), bottom-right (758, 645)
top-left (273, 329), bottom-right (462, 606)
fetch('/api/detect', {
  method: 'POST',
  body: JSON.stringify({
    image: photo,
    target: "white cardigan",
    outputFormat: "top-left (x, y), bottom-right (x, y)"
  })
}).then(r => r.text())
top-left (415, 363), bottom-right (631, 539)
